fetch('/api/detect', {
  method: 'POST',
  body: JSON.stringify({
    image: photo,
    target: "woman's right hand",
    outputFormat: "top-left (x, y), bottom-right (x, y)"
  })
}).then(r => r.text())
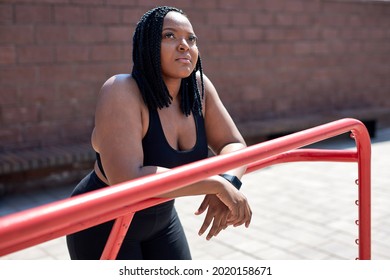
top-left (214, 176), bottom-right (252, 228)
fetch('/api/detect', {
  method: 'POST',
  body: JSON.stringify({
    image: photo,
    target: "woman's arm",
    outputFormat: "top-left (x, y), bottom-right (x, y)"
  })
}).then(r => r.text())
top-left (93, 75), bottom-right (247, 193)
top-left (93, 74), bottom-right (251, 238)
top-left (203, 74), bottom-right (247, 178)
top-left (192, 74), bottom-right (252, 239)
top-left (158, 73), bottom-right (248, 197)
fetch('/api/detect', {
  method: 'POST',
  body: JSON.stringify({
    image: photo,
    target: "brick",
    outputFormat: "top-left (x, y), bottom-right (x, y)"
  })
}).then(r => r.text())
top-left (347, 42), bottom-right (363, 54)
top-left (103, 0), bottom-right (136, 6)
top-left (370, 29), bottom-right (387, 40)
top-left (0, 26), bottom-right (34, 44)
top-left (40, 101), bottom-right (74, 121)
top-left (317, 14), bottom-right (347, 27)
top-left (302, 1), bottom-right (321, 13)
top-left (254, 43), bottom-right (274, 57)
top-left (104, 62), bottom-right (129, 77)
top-left (207, 11), bottom-right (231, 26)
top-left (90, 45), bottom-right (123, 61)
top-left (107, 26), bottom-right (132, 43)
top-left (193, 0), bottom-right (218, 9)
top-left (0, 128), bottom-right (21, 152)
top-left (18, 45), bottom-right (54, 63)
top-left (136, 0), bottom-right (164, 8)
top-left (254, 13), bottom-right (274, 26)
top-left (231, 43), bottom-right (254, 57)
top-left (15, 5), bottom-right (52, 23)
top-left (192, 25), bottom-right (219, 42)
top-left (89, 7), bottom-right (121, 24)
top-left (219, 0), bottom-right (246, 10)
top-left (0, 45), bottom-right (16, 64)
top-left (241, 85), bottom-right (265, 102)
top-left (19, 84), bottom-right (58, 104)
top-left (232, 12), bottom-right (252, 26)
top-left (59, 120), bottom-right (93, 141)
top-left (294, 14), bottom-right (314, 26)
top-left (70, 0), bottom-right (104, 4)
top-left (0, 0), bottom-right (390, 155)
top-left (263, 0), bottom-right (285, 12)
top-left (72, 64), bottom-right (108, 82)
top-left (186, 10), bottom-right (207, 25)
top-left (201, 43), bottom-right (231, 57)
top-left (323, 2), bottom-right (362, 15)
top-left (0, 4), bottom-right (13, 24)
top-left (54, 6), bottom-right (88, 24)
top-left (284, 28), bottom-right (306, 41)
top-left (293, 42), bottom-right (312, 55)
top-left (122, 8), bottom-right (145, 24)
top-left (349, 15), bottom-right (362, 27)
top-left (57, 82), bottom-right (96, 102)
top-left (37, 65), bottom-right (74, 83)
top-left (284, 0), bottom-right (305, 13)
top-left (160, 0), bottom-right (193, 9)
top-left (21, 122), bottom-right (62, 147)
top-left (2, 105), bottom-right (39, 125)
top-left (55, 45), bottom-right (89, 62)
top-left (328, 40), bottom-right (348, 54)
top-left (243, 28), bottom-right (263, 41)
top-left (264, 28), bottom-right (286, 41)
top-left (0, 66), bottom-right (36, 84)
top-left (0, 86), bottom-right (18, 105)
top-left (322, 28), bottom-right (340, 40)
top-left (274, 43), bottom-right (294, 56)
top-left (70, 26), bottom-right (106, 43)
top-left (275, 14), bottom-right (295, 26)
top-left (73, 99), bottom-right (96, 119)
top-left (219, 28), bottom-right (243, 42)
top-left (35, 25), bottom-right (70, 43)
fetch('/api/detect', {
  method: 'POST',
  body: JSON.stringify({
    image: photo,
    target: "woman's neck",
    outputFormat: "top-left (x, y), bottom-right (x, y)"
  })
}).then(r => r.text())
top-left (163, 77), bottom-right (182, 100)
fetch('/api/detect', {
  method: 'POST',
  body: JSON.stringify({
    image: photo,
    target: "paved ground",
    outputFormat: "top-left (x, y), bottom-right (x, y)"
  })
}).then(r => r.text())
top-left (1, 126), bottom-right (389, 260)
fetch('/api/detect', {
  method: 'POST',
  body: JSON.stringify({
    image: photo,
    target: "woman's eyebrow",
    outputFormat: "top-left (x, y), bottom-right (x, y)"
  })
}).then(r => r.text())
top-left (162, 27), bottom-right (195, 35)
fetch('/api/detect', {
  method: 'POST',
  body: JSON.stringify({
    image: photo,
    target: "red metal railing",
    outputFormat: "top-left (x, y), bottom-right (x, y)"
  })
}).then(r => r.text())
top-left (0, 118), bottom-right (371, 259)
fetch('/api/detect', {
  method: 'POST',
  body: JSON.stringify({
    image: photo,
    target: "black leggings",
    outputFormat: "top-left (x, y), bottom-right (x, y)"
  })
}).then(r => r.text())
top-left (66, 171), bottom-right (192, 260)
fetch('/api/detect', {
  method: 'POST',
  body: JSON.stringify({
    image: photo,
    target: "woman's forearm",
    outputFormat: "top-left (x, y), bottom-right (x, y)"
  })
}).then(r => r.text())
top-left (156, 142), bottom-right (247, 198)
top-left (217, 142), bottom-right (247, 179)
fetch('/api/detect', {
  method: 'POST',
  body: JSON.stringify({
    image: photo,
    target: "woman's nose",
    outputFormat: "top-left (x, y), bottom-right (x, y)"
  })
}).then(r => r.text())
top-left (178, 38), bottom-right (189, 51)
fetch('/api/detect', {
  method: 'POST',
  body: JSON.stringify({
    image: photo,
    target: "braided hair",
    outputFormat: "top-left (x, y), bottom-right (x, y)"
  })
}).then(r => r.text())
top-left (131, 6), bottom-right (205, 116)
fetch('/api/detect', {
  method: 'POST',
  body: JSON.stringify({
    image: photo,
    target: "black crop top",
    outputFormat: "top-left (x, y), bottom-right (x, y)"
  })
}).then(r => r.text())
top-left (96, 109), bottom-right (208, 178)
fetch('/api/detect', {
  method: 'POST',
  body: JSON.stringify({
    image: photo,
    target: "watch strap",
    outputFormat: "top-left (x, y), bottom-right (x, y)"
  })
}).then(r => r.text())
top-left (219, 173), bottom-right (242, 190)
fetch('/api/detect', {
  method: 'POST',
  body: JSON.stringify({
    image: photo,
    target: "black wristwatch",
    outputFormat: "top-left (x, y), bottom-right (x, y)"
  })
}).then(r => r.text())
top-left (219, 173), bottom-right (242, 190)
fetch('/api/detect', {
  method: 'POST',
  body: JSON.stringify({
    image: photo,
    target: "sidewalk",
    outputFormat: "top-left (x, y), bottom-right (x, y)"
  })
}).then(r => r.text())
top-left (1, 127), bottom-right (389, 260)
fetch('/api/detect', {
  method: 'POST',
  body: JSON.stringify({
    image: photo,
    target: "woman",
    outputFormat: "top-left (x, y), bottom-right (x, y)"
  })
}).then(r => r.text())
top-left (66, 6), bottom-right (252, 260)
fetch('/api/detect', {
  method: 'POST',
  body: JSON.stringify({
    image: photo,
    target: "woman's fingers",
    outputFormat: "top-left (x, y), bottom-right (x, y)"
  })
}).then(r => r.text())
top-left (226, 195), bottom-right (252, 228)
top-left (197, 195), bottom-right (230, 240)
top-left (195, 194), bottom-right (211, 216)
top-left (197, 185), bottom-right (253, 240)
top-left (198, 210), bottom-right (214, 237)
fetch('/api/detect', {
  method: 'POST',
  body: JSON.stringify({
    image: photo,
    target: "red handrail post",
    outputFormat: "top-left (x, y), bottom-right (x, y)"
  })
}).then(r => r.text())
top-left (100, 213), bottom-right (134, 260)
top-left (351, 124), bottom-right (372, 260)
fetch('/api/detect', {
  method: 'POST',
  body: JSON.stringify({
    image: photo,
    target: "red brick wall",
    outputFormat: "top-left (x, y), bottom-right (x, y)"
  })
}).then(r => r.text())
top-left (1, 0), bottom-right (390, 152)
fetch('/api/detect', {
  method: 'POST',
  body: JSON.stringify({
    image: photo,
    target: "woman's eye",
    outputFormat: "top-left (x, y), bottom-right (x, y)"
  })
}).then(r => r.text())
top-left (163, 32), bottom-right (175, 39)
top-left (188, 35), bottom-right (197, 43)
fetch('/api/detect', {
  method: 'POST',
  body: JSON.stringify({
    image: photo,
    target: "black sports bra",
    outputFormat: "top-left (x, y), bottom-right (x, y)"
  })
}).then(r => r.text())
top-left (96, 109), bottom-right (208, 179)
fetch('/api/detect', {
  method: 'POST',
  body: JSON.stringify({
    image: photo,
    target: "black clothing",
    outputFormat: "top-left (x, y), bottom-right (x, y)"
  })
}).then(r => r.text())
top-left (66, 109), bottom-right (208, 259)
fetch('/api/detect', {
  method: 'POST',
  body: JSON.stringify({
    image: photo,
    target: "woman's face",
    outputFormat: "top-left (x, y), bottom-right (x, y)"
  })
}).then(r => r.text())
top-left (160, 11), bottom-right (199, 81)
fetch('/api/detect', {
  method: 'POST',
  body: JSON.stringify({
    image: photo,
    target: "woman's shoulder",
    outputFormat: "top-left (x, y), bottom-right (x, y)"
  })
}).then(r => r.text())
top-left (196, 72), bottom-right (214, 93)
top-left (101, 74), bottom-right (138, 93)
top-left (98, 74), bottom-right (142, 104)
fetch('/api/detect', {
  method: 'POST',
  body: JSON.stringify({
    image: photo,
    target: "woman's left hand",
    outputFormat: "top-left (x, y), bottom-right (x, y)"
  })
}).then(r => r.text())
top-left (195, 194), bottom-right (230, 240)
